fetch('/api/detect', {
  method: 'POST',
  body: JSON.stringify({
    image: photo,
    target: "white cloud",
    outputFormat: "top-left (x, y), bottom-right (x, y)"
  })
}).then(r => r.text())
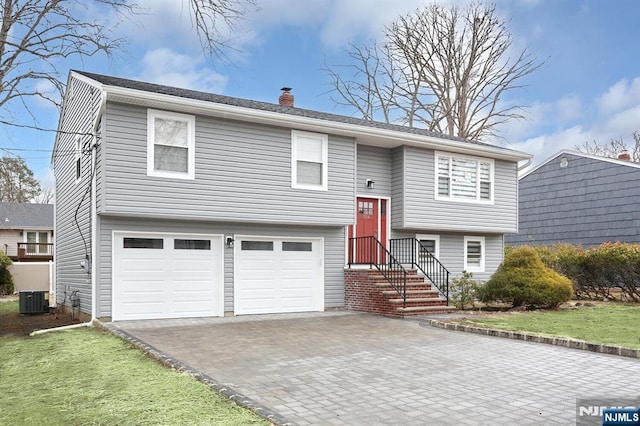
top-left (136, 48), bottom-right (228, 93)
top-left (597, 77), bottom-right (640, 116)
top-left (509, 78), bottom-right (640, 168)
top-left (239, 0), bottom-right (428, 49)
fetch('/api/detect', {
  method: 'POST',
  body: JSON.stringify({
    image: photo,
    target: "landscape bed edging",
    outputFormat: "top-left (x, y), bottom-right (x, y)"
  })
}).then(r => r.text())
top-left (421, 319), bottom-right (640, 359)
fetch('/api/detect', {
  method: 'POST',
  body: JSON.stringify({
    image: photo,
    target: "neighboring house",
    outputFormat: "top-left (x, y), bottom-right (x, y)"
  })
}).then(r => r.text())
top-left (52, 70), bottom-right (530, 321)
top-left (0, 202), bottom-right (54, 262)
top-left (506, 150), bottom-right (640, 247)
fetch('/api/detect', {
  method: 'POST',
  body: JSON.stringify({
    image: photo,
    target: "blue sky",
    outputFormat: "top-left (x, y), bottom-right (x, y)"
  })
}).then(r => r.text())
top-left (2, 0), bottom-right (640, 190)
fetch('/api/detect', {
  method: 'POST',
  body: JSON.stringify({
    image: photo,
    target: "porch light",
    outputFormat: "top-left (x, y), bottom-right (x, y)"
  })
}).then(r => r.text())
top-left (366, 179), bottom-right (375, 189)
top-left (225, 236), bottom-right (235, 248)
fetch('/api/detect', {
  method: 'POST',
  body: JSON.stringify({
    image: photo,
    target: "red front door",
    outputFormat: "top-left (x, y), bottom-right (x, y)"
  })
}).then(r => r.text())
top-left (349, 197), bottom-right (387, 263)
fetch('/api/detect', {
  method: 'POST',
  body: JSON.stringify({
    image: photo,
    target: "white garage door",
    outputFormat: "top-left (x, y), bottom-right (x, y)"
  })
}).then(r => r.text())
top-left (112, 233), bottom-right (223, 321)
top-left (235, 237), bottom-right (324, 315)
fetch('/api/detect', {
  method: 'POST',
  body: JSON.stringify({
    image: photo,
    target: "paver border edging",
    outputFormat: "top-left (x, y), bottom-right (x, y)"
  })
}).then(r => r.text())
top-left (95, 321), bottom-right (295, 426)
top-left (420, 319), bottom-right (640, 359)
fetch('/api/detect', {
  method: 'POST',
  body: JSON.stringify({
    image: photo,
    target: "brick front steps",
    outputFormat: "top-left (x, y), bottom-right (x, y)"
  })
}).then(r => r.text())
top-left (345, 268), bottom-right (455, 318)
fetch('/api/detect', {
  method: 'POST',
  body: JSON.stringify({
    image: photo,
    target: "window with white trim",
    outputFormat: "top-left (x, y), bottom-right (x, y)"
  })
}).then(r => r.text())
top-left (291, 130), bottom-right (328, 190)
top-left (416, 234), bottom-right (440, 261)
top-left (464, 236), bottom-right (485, 272)
top-left (147, 109), bottom-right (195, 179)
top-left (436, 152), bottom-right (493, 203)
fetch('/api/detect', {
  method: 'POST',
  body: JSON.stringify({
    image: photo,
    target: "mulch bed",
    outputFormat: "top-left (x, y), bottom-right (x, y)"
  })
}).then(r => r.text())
top-left (0, 300), bottom-right (81, 337)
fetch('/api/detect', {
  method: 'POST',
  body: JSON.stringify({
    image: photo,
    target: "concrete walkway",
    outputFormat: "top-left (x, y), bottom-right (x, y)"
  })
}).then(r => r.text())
top-left (109, 312), bottom-right (640, 425)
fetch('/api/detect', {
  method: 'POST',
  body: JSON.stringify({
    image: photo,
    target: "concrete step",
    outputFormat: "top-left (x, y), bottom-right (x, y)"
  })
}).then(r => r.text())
top-left (380, 289), bottom-right (440, 297)
top-left (387, 297), bottom-right (447, 305)
top-left (396, 305), bottom-right (457, 316)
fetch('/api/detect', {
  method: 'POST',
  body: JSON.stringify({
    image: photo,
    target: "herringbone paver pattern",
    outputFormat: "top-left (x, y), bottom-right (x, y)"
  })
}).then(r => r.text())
top-left (114, 312), bottom-right (640, 425)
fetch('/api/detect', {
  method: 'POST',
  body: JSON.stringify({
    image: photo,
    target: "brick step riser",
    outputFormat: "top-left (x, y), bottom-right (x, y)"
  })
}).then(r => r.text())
top-left (375, 285), bottom-right (436, 293)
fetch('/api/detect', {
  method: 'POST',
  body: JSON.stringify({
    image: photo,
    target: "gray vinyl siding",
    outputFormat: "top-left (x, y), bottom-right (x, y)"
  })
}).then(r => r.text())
top-left (100, 102), bottom-right (355, 226)
top-left (391, 229), bottom-right (503, 281)
top-left (391, 147), bottom-right (404, 228)
top-left (356, 145), bottom-right (391, 197)
top-left (52, 77), bottom-right (102, 314)
top-left (402, 146), bottom-right (518, 233)
top-left (97, 216), bottom-right (345, 318)
top-left (506, 153), bottom-right (640, 247)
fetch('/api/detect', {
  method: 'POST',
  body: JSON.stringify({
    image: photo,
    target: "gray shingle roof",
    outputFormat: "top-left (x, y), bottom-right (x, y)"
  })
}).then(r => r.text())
top-left (0, 203), bottom-right (54, 229)
top-left (73, 70), bottom-right (520, 153)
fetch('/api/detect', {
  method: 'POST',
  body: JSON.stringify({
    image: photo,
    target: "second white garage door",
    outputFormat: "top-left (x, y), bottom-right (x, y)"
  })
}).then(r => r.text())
top-left (234, 237), bottom-right (324, 315)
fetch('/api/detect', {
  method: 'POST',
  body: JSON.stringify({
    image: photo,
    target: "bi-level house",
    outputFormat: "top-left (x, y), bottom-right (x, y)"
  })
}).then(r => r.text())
top-left (52, 70), bottom-right (531, 321)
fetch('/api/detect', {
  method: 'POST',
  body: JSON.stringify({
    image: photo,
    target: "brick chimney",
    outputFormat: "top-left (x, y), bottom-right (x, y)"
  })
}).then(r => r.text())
top-left (279, 87), bottom-right (294, 107)
top-left (618, 151), bottom-right (631, 161)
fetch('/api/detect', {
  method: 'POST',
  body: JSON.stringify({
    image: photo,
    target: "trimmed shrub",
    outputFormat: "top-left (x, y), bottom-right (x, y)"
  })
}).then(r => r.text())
top-left (479, 246), bottom-right (573, 308)
top-left (450, 271), bottom-right (479, 310)
top-left (0, 252), bottom-right (14, 295)
top-left (515, 242), bottom-right (640, 302)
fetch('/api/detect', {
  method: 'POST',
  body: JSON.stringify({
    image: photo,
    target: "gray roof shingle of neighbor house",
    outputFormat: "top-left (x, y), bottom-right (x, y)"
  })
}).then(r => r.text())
top-left (506, 150), bottom-right (640, 247)
top-left (72, 70), bottom-right (527, 156)
top-left (0, 203), bottom-right (54, 229)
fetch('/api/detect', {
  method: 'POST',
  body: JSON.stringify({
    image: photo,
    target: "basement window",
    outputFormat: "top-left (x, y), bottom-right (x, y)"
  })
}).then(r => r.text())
top-left (464, 236), bottom-right (485, 272)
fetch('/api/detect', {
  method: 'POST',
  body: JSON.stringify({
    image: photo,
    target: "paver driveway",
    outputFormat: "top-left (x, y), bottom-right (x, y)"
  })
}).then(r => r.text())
top-left (111, 312), bottom-right (640, 425)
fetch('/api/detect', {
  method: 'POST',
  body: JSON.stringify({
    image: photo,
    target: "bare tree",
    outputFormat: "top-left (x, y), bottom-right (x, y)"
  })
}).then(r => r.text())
top-left (189, 0), bottom-right (256, 60)
top-left (576, 131), bottom-right (640, 162)
top-left (0, 0), bottom-right (255, 127)
top-left (325, 2), bottom-right (543, 141)
top-left (32, 185), bottom-right (54, 203)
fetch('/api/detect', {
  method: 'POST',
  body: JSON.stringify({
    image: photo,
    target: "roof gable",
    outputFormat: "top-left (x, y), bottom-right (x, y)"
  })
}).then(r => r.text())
top-left (520, 149), bottom-right (640, 180)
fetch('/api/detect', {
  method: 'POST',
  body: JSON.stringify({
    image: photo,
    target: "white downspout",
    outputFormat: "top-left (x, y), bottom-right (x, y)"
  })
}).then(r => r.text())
top-left (33, 91), bottom-right (107, 336)
top-left (90, 91), bottom-right (106, 322)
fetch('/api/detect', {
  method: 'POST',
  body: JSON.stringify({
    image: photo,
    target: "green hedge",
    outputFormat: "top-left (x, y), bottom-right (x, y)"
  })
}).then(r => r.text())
top-left (0, 252), bottom-right (14, 295)
top-left (480, 246), bottom-right (573, 308)
top-left (510, 242), bottom-right (640, 302)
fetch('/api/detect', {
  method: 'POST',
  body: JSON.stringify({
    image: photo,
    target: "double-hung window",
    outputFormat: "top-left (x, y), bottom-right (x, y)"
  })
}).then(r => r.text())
top-left (464, 236), bottom-right (485, 272)
top-left (291, 130), bottom-right (328, 190)
top-left (147, 109), bottom-right (195, 179)
top-left (436, 152), bottom-right (493, 203)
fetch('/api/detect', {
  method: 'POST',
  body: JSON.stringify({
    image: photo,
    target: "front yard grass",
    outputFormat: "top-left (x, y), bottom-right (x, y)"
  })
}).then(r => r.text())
top-left (459, 303), bottom-right (640, 348)
top-left (0, 327), bottom-right (269, 425)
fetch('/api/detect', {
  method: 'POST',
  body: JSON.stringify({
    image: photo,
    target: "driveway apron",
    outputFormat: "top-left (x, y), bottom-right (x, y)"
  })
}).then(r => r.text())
top-left (111, 312), bottom-right (640, 425)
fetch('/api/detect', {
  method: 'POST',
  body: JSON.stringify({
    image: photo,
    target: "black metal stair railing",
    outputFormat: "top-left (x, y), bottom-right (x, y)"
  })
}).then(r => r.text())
top-left (388, 238), bottom-right (450, 305)
top-left (348, 236), bottom-right (408, 307)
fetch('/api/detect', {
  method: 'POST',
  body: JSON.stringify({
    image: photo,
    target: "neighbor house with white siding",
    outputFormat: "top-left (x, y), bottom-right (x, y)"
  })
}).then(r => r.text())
top-left (52, 70), bottom-right (530, 321)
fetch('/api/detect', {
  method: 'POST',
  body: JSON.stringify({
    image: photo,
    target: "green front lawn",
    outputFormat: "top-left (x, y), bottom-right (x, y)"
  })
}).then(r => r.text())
top-left (460, 303), bottom-right (640, 348)
top-left (0, 327), bottom-right (269, 425)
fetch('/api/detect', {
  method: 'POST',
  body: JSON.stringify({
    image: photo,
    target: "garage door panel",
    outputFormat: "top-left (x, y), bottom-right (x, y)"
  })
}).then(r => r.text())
top-left (113, 233), bottom-right (223, 321)
top-left (235, 237), bottom-right (323, 315)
